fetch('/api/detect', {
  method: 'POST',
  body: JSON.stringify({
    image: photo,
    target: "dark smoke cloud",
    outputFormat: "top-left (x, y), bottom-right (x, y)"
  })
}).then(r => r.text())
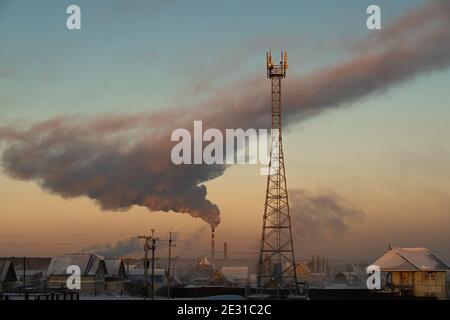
top-left (82, 237), bottom-right (141, 257)
top-left (0, 116), bottom-right (223, 227)
top-left (1, 2), bottom-right (450, 227)
top-left (290, 189), bottom-right (364, 243)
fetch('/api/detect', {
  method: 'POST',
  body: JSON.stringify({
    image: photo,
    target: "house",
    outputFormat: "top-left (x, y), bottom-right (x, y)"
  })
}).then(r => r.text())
top-left (126, 266), bottom-right (181, 294)
top-left (295, 262), bottom-right (314, 282)
top-left (1, 257), bottom-right (51, 289)
top-left (293, 261), bottom-right (328, 288)
top-left (0, 261), bottom-right (17, 292)
top-left (15, 270), bottom-right (45, 288)
top-left (190, 276), bottom-right (210, 286)
top-left (221, 267), bottom-right (249, 286)
top-left (188, 257), bottom-right (215, 285)
top-left (193, 257), bottom-right (214, 276)
top-left (334, 271), bottom-right (363, 287)
top-left (104, 257), bottom-right (127, 293)
top-left (371, 247), bottom-right (450, 300)
top-left (128, 267), bottom-right (166, 287)
top-left (46, 253), bottom-right (107, 294)
top-left (208, 270), bottom-right (230, 286)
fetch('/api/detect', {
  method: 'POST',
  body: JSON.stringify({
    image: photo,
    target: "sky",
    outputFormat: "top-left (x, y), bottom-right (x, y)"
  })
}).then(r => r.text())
top-left (1, 0), bottom-right (450, 264)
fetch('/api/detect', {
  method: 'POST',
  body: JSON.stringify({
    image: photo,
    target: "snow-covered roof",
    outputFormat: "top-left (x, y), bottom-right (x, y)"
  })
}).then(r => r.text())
top-left (335, 271), bottom-right (362, 281)
top-left (221, 267), bottom-right (248, 282)
top-left (15, 269), bottom-right (44, 276)
top-left (372, 247), bottom-right (449, 272)
top-left (127, 268), bottom-right (166, 276)
top-left (47, 254), bottom-right (106, 276)
top-left (208, 270), bottom-right (230, 284)
top-left (198, 257), bottom-right (212, 266)
top-left (295, 262), bottom-right (313, 276)
top-left (104, 258), bottom-right (125, 278)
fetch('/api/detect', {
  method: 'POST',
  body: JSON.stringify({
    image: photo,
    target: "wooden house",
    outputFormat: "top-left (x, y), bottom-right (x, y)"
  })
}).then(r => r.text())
top-left (371, 247), bottom-right (449, 300)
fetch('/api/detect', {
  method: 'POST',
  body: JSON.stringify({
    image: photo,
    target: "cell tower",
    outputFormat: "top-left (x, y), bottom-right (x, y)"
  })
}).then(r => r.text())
top-left (256, 50), bottom-right (298, 298)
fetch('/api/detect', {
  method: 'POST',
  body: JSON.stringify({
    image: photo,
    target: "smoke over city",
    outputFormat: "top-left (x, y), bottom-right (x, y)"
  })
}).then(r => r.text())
top-left (0, 116), bottom-right (223, 227)
top-left (1, 2), bottom-right (449, 228)
top-left (82, 237), bottom-right (141, 257)
top-left (290, 189), bottom-right (364, 242)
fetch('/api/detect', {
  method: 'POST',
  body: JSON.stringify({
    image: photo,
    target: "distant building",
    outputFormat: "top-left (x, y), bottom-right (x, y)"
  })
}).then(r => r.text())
top-left (0, 261), bottom-right (17, 292)
top-left (1, 257), bottom-right (51, 289)
top-left (221, 267), bottom-right (249, 287)
top-left (104, 257), bottom-right (127, 294)
top-left (46, 253), bottom-right (107, 294)
top-left (189, 257), bottom-right (215, 283)
top-left (127, 266), bottom-right (180, 290)
top-left (334, 271), bottom-right (363, 287)
top-left (16, 270), bottom-right (45, 288)
top-left (190, 276), bottom-right (210, 286)
top-left (371, 247), bottom-right (450, 300)
top-left (295, 262), bottom-right (314, 282)
top-left (208, 270), bottom-right (230, 286)
top-left (194, 257), bottom-right (214, 273)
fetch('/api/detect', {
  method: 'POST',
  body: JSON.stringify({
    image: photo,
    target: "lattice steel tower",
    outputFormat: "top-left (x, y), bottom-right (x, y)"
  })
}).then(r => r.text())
top-left (257, 50), bottom-right (298, 298)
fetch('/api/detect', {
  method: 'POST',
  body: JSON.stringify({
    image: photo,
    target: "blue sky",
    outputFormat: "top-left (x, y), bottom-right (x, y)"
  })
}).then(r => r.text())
top-left (1, 0), bottom-right (428, 119)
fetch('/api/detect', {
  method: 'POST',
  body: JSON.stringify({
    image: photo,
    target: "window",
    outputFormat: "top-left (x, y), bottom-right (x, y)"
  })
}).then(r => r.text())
top-left (424, 272), bottom-right (436, 281)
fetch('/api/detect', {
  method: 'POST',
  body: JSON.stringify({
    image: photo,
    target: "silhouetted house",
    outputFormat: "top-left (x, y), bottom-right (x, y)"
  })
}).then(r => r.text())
top-left (127, 266), bottom-right (181, 296)
top-left (189, 257), bottom-right (215, 285)
top-left (334, 271), bottom-right (363, 287)
top-left (128, 268), bottom-right (165, 287)
top-left (0, 261), bottom-right (17, 292)
top-left (371, 247), bottom-right (449, 300)
top-left (208, 270), bottom-right (230, 286)
top-left (193, 257), bottom-right (214, 275)
top-left (2, 257), bottom-right (50, 289)
top-left (190, 276), bottom-right (210, 286)
top-left (47, 254), bottom-right (106, 294)
top-left (295, 262), bottom-right (314, 282)
top-left (221, 267), bottom-right (249, 286)
top-left (293, 261), bottom-right (328, 288)
top-left (104, 258), bottom-right (127, 293)
top-left (16, 270), bottom-right (45, 288)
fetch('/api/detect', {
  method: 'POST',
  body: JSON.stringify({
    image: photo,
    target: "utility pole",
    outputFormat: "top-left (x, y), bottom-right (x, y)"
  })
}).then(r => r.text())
top-left (150, 229), bottom-right (159, 300)
top-left (166, 231), bottom-right (176, 299)
top-left (23, 256), bottom-right (26, 288)
top-left (138, 233), bottom-right (152, 298)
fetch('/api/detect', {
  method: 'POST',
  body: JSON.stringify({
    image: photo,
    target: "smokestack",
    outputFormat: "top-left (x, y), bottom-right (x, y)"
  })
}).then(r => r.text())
top-left (224, 242), bottom-right (228, 260)
top-left (211, 227), bottom-right (215, 260)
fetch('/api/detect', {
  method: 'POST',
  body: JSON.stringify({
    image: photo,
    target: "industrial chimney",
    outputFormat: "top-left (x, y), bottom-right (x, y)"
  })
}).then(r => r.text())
top-left (211, 227), bottom-right (215, 260)
top-left (224, 242), bottom-right (228, 260)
